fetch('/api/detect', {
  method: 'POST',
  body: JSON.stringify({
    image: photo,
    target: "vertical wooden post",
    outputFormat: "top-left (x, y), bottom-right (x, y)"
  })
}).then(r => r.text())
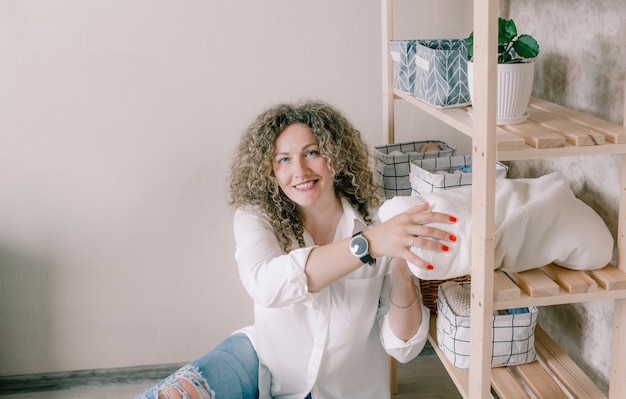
top-left (382, 1), bottom-right (398, 394)
top-left (468, 0), bottom-right (498, 398)
top-left (381, 0), bottom-right (394, 145)
top-left (389, 355), bottom-right (398, 394)
top-left (608, 86), bottom-right (626, 399)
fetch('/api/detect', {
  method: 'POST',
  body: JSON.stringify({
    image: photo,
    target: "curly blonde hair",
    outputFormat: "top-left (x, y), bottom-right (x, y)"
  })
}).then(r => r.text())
top-left (228, 101), bottom-right (384, 251)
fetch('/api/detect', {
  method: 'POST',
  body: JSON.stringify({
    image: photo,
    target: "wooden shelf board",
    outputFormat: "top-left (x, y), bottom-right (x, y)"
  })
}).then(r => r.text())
top-left (528, 97), bottom-right (626, 144)
top-left (500, 120), bottom-right (566, 149)
top-left (535, 326), bottom-right (608, 399)
top-left (495, 284), bottom-right (626, 309)
top-left (393, 90), bottom-right (626, 160)
top-left (490, 367), bottom-right (531, 399)
top-left (510, 269), bottom-right (562, 298)
top-left (427, 317), bottom-right (608, 399)
top-left (494, 265), bottom-right (626, 310)
top-left (446, 265), bottom-right (626, 310)
top-left (393, 91), bottom-right (476, 137)
top-left (527, 108), bottom-right (606, 146)
top-left (512, 360), bottom-right (570, 399)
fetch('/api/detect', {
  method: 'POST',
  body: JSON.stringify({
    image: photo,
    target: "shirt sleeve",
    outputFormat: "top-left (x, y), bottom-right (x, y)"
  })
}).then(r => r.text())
top-left (378, 274), bottom-right (431, 363)
top-left (233, 206), bottom-right (318, 308)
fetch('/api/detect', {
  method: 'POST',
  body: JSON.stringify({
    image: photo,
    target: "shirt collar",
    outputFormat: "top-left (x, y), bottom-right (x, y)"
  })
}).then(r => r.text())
top-left (337, 197), bottom-right (369, 240)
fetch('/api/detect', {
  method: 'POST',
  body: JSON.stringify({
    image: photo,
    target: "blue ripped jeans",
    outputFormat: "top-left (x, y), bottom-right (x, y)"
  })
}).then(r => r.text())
top-left (135, 333), bottom-right (259, 399)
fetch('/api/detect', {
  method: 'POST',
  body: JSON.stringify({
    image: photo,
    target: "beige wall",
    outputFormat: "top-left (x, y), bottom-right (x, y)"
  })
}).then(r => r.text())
top-left (2, 0), bottom-right (623, 391)
top-left (0, 0), bottom-right (472, 375)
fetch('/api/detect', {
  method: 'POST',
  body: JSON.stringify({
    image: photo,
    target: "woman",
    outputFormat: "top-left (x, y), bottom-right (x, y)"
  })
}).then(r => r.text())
top-left (136, 101), bottom-right (457, 399)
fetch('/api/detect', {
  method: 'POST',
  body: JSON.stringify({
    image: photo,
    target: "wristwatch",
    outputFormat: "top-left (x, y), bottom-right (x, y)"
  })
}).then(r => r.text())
top-left (349, 231), bottom-right (376, 266)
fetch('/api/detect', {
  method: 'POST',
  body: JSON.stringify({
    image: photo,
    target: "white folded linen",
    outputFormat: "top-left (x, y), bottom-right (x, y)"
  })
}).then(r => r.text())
top-left (379, 172), bottom-right (613, 280)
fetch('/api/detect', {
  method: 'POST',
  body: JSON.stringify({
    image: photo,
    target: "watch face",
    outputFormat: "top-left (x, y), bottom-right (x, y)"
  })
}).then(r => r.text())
top-left (350, 236), bottom-right (368, 256)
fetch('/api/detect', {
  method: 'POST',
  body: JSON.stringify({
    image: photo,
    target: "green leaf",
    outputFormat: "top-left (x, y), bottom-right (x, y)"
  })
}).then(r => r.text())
top-left (499, 18), bottom-right (517, 45)
top-left (466, 32), bottom-right (474, 61)
top-left (467, 17), bottom-right (538, 63)
top-left (512, 34), bottom-right (540, 59)
top-left (498, 49), bottom-right (513, 64)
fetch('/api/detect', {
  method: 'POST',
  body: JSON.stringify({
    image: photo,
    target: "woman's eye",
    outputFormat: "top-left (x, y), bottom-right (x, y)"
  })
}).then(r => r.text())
top-left (277, 157), bottom-right (289, 164)
top-left (306, 150), bottom-right (319, 157)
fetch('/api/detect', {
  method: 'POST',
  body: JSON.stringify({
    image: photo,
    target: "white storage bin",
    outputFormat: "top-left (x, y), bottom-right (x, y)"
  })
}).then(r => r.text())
top-left (374, 140), bottom-right (455, 199)
top-left (410, 155), bottom-right (508, 194)
top-left (436, 281), bottom-right (538, 370)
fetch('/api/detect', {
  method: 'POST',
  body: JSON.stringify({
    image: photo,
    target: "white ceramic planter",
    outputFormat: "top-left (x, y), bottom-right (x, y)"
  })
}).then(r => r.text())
top-left (467, 61), bottom-right (535, 125)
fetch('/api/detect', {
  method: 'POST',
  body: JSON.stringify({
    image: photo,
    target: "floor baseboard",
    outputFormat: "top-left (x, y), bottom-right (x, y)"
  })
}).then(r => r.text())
top-left (0, 342), bottom-right (438, 395)
top-left (0, 363), bottom-right (184, 394)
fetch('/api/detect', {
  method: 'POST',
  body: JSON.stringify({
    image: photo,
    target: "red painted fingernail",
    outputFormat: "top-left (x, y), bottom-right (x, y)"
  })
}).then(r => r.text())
top-left (449, 235), bottom-right (457, 242)
top-left (442, 245), bottom-right (449, 252)
top-left (427, 265), bottom-right (434, 270)
top-left (449, 216), bottom-right (457, 222)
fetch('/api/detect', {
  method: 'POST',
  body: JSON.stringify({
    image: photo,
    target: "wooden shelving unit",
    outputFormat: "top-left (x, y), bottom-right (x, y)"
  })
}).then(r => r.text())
top-left (381, 1), bottom-right (626, 398)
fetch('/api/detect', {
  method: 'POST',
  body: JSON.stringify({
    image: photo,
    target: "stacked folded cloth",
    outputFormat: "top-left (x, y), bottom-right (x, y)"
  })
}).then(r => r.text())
top-left (379, 172), bottom-right (613, 280)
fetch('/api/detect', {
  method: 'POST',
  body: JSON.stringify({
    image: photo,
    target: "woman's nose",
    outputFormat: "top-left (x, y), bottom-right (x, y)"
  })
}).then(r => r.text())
top-left (293, 157), bottom-right (309, 177)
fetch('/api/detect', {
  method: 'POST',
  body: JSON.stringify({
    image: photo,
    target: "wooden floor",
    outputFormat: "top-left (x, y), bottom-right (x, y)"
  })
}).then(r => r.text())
top-left (394, 344), bottom-right (462, 399)
top-left (0, 345), bottom-right (461, 398)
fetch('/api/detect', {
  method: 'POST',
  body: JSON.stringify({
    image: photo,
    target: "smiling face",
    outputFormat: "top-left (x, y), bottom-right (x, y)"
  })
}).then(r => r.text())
top-left (272, 123), bottom-right (337, 210)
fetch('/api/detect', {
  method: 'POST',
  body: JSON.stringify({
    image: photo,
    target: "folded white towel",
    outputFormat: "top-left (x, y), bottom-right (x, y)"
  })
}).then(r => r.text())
top-left (440, 281), bottom-right (471, 316)
top-left (379, 172), bottom-right (613, 280)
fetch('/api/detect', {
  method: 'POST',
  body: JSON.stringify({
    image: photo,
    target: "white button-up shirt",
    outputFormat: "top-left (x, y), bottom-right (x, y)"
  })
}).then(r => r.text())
top-left (233, 198), bottom-right (430, 399)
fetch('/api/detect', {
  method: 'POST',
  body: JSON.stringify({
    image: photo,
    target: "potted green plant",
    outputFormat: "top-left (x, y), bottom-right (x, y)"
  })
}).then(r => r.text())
top-left (465, 18), bottom-right (540, 124)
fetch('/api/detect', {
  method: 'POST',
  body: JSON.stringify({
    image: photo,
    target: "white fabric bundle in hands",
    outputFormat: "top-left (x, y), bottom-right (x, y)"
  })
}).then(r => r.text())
top-left (379, 172), bottom-right (614, 280)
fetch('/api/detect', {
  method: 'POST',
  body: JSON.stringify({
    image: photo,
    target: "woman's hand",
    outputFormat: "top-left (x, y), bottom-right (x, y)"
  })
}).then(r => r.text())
top-left (365, 202), bottom-right (457, 271)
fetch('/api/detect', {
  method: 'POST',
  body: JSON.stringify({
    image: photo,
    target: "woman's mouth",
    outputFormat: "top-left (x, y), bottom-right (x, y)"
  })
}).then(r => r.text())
top-left (294, 180), bottom-right (317, 190)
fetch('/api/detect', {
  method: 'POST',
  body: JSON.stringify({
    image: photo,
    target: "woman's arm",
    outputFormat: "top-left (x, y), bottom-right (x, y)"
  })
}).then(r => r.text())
top-left (387, 258), bottom-right (422, 341)
top-left (235, 202), bottom-right (457, 302)
top-left (234, 207), bottom-right (313, 307)
top-left (305, 202), bottom-right (456, 293)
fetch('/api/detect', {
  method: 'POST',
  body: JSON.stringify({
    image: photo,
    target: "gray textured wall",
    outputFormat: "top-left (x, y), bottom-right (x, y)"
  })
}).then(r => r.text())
top-left (504, 0), bottom-right (625, 392)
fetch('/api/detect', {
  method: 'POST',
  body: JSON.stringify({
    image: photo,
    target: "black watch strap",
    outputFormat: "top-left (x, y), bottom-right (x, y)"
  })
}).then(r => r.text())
top-left (360, 253), bottom-right (375, 265)
top-left (351, 231), bottom-right (376, 266)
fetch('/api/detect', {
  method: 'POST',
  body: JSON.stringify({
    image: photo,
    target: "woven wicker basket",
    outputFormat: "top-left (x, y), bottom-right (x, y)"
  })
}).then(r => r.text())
top-left (420, 275), bottom-right (471, 313)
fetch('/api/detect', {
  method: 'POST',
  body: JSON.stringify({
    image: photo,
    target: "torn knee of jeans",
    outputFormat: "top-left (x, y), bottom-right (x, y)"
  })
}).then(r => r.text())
top-left (149, 364), bottom-right (215, 399)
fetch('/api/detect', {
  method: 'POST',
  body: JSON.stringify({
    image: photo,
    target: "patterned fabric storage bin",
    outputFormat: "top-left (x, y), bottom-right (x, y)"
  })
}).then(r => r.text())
top-left (374, 140), bottom-right (455, 199)
top-left (389, 40), bottom-right (416, 94)
top-left (410, 155), bottom-right (508, 195)
top-left (389, 40), bottom-right (417, 94)
top-left (436, 281), bottom-right (538, 370)
top-left (414, 39), bottom-right (471, 108)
